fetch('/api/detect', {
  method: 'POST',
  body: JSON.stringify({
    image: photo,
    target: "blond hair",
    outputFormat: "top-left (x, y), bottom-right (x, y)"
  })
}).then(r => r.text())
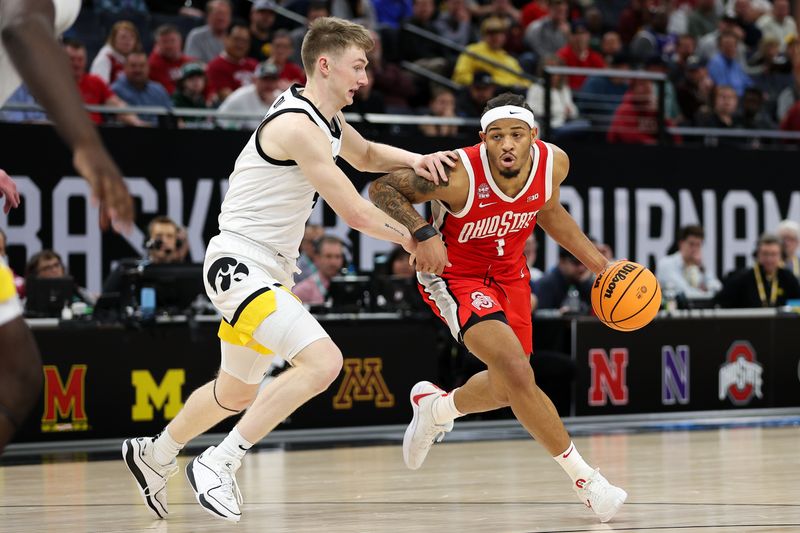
top-left (300, 17), bottom-right (373, 76)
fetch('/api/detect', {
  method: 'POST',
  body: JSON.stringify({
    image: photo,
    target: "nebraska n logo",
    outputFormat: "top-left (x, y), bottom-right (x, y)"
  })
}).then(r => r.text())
top-left (333, 358), bottom-right (395, 409)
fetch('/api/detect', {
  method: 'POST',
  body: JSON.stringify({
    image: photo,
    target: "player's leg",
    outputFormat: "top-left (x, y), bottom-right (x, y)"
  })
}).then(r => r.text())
top-left (0, 316), bottom-right (42, 454)
top-left (186, 287), bottom-right (340, 522)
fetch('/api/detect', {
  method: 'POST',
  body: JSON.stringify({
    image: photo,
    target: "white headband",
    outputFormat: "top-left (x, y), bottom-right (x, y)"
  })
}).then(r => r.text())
top-left (480, 105), bottom-right (535, 132)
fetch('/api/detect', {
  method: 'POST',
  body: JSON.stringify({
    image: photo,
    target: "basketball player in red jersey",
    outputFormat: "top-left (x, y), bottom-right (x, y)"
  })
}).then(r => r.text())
top-left (369, 93), bottom-right (627, 523)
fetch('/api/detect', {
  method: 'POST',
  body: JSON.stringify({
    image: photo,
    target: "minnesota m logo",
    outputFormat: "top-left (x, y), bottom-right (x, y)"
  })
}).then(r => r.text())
top-left (131, 369), bottom-right (185, 421)
top-left (333, 358), bottom-right (395, 409)
top-left (42, 365), bottom-right (88, 432)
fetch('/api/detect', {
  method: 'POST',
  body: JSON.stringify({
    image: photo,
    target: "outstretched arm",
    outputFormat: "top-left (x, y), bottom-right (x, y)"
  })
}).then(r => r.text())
top-left (0, 0), bottom-right (133, 231)
top-left (370, 167), bottom-right (464, 274)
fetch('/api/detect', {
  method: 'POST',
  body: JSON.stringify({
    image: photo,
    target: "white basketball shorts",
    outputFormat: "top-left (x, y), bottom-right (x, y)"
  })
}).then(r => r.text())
top-left (203, 233), bottom-right (329, 384)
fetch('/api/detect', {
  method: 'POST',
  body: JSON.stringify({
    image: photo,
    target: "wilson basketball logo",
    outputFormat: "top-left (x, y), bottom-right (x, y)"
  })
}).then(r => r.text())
top-left (470, 291), bottom-right (495, 310)
top-left (603, 263), bottom-right (638, 299)
top-left (206, 257), bottom-right (249, 294)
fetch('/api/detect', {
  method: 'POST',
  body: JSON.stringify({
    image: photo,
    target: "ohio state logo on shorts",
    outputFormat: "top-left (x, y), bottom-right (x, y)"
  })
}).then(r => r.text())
top-left (470, 291), bottom-right (495, 310)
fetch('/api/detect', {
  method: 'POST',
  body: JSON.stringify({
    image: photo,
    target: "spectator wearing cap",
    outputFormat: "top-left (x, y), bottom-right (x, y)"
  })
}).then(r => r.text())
top-left (631, 7), bottom-right (677, 62)
top-left (172, 63), bottom-right (213, 121)
top-left (676, 55), bottom-right (714, 123)
top-left (206, 21), bottom-right (258, 102)
top-left (687, 0), bottom-right (720, 40)
top-left (217, 61), bottom-right (281, 129)
top-left (756, 0), bottom-right (797, 52)
top-left (452, 17), bottom-right (531, 88)
top-left (267, 30), bottom-right (306, 89)
top-left (776, 219), bottom-right (800, 278)
top-left (433, 0), bottom-right (474, 50)
top-left (574, 52), bottom-right (630, 119)
top-left (111, 51), bottom-right (173, 126)
top-left (708, 31), bottom-right (753, 96)
top-left (524, 0), bottom-right (571, 60)
top-left (290, 2), bottom-right (329, 66)
top-left (532, 247), bottom-right (593, 312)
top-left (250, 0), bottom-right (278, 61)
top-left (185, 0), bottom-right (232, 63)
top-left (556, 19), bottom-right (606, 90)
top-left (149, 24), bottom-right (195, 95)
top-left (455, 71), bottom-right (498, 117)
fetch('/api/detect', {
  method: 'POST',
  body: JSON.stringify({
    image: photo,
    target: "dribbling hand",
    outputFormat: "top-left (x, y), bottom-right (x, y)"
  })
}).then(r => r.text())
top-left (0, 169), bottom-right (21, 214)
top-left (413, 151), bottom-right (458, 185)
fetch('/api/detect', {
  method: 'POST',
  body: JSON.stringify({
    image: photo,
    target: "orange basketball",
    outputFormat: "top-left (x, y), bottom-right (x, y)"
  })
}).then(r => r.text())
top-left (591, 260), bottom-right (661, 331)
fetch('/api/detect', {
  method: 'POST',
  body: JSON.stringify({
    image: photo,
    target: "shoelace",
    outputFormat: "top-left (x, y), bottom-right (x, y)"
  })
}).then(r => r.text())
top-left (579, 469), bottom-right (603, 506)
top-left (219, 461), bottom-right (244, 506)
top-left (424, 422), bottom-right (452, 446)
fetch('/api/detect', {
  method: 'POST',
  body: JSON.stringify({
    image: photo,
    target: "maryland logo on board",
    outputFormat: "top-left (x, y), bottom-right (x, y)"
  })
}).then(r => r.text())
top-left (333, 357), bottom-right (395, 409)
top-left (41, 365), bottom-right (88, 432)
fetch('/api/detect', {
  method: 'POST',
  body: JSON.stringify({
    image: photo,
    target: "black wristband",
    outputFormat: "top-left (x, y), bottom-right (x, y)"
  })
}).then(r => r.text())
top-left (413, 224), bottom-right (438, 242)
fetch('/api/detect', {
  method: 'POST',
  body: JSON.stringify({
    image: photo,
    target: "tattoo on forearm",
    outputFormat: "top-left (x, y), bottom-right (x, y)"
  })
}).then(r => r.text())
top-left (383, 222), bottom-right (406, 237)
top-left (370, 168), bottom-right (447, 232)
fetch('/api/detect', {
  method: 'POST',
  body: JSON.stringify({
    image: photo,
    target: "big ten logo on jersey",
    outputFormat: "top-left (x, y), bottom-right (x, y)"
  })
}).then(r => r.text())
top-left (718, 341), bottom-right (763, 405)
top-left (131, 369), bottom-right (186, 421)
top-left (332, 357), bottom-right (395, 409)
top-left (207, 257), bottom-right (249, 294)
top-left (457, 211), bottom-right (537, 243)
top-left (588, 348), bottom-right (629, 406)
top-left (470, 291), bottom-right (495, 310)
top-left (41, 365), bottom-right (89, 432)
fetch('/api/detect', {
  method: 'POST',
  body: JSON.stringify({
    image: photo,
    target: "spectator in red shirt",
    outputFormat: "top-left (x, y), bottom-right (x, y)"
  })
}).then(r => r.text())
top-left (521, 0), bottom-right (549, 30)
top-left (63, 39), bottom-right (144, 127)
top-left (266, 30), bottom-right (306, 90)
top-left (780, 100), bottom-right (800, 132)
top-left (557, 20), bottom-right (606, 90)
top-left (607, 78), bottom-right (662, 144)
top-left (148, 24), bottom-right (195, 95)
top-left (206, 21), bottom-right (258, 102)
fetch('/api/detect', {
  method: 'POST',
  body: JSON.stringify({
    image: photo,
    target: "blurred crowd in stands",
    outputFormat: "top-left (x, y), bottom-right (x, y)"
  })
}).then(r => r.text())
top-left (0, 0), bottom-right (797, 142)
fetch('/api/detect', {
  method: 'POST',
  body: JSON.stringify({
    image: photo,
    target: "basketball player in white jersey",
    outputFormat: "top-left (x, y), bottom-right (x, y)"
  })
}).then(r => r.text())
top-left (369, 93), bottom-right (627, 522)
top-left (0, 0), bottom-right (134, 453)
top-left (122, 17), bottom-right (456, 522)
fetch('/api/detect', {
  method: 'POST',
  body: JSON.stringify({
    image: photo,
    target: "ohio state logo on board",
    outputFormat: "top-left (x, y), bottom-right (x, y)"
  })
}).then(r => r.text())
top-left (470, 291), bottom-right (494, 310)
top-left (718, 340), bottom-right (763, 405)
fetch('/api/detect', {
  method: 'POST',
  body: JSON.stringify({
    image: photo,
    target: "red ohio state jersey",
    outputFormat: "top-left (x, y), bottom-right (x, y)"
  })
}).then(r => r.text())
top-left (433, 139), bottom-right (553, 280)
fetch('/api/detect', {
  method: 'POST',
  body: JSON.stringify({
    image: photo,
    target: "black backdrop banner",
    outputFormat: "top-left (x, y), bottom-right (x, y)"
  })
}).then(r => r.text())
top-left (2, 122), bottom-right (799, 294)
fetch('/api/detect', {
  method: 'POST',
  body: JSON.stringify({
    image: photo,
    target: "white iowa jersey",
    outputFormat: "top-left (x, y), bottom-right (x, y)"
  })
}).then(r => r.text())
top-left (0, 0), bottom-right (81, 103)
top-left (218, 84), bottom-right (343, 261)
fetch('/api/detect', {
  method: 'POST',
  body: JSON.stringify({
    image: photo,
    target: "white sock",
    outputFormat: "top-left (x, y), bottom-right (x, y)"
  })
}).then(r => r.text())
top-left (211, 426), bottom-right (253, 463)
top-left (553, 441), bottom-right (594, 486)
top-left (431, 389), bottom-right (464, 425)
top-left (152, 428), bottom-right (183, 466)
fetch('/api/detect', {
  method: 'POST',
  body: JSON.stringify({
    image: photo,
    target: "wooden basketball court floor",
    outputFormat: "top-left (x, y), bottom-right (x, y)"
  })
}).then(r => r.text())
top-left (1, 426), bottom-right (798, 532)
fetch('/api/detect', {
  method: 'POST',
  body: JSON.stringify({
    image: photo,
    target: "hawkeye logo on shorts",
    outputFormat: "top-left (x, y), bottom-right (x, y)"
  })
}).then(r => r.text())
top-left (470, 291), bottom-right (495, 310)
top-left (207, 257), bottom-right (249, 294)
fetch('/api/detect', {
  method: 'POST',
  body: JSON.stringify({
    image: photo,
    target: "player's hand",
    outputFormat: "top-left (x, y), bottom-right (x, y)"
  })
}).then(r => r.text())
top-left (73, 143), bottom-right (134, 234)
top-left (412, 236), bottom-right (451, 275)
top-left (0, 169), bottom-right (21, 214)
top-left (412, 151), bottom-right (458, 185)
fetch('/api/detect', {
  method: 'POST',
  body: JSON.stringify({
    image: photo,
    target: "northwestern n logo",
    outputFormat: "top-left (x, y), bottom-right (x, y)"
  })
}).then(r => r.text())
top-left (662, 345), bottom-right (690, 405)
top-left (588, 348), bottom-right (629, 406)
top-left (333, 358), bottom-right (395, 409)
top-left (207, 257), bottom-right (249, 294)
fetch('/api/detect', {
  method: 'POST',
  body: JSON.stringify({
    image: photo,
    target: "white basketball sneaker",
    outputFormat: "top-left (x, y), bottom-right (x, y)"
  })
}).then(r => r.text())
top-left (186, 446), bottom-right (243, 522)
top-left (403, 381), bottom-right (453, 470)
top-left (574, 469), bottom-right (627, 522)
top-left (122, 437), bottom-right (178, 519)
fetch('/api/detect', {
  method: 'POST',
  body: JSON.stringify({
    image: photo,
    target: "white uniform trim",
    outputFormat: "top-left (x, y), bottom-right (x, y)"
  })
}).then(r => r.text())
top-left (543, 142), bottom-right (554, 203)
top-left (417, 272), bottom-right (461, 340)
top-left (479, 143), bottom-right (539, 203)
top-left (431, 148), bottom-right (476, 224)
